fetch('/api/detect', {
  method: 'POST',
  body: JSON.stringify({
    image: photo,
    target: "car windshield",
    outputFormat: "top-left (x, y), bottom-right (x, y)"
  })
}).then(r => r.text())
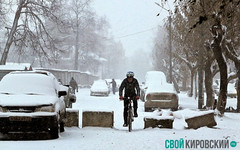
top-left (0, 73), bottom-right (57, 95)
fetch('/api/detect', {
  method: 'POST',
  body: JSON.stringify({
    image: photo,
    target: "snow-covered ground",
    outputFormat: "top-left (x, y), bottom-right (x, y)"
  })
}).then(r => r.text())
top-left (0, 88), bottom-right (240, 150)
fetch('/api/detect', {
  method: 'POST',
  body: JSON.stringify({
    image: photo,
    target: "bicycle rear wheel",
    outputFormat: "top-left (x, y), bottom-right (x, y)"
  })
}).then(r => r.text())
top-left (128, 108), bottom-right (133, 132)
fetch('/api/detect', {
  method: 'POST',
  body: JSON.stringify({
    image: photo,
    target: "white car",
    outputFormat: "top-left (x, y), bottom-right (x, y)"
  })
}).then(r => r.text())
top-left (141, 71), bottom-right (179, 112)
top-left (90, 80), bottom-right (110, 96)
top-left (227, 82), bottom-right (237, 98)
top-left (0, 71), bottom-right (67, 139)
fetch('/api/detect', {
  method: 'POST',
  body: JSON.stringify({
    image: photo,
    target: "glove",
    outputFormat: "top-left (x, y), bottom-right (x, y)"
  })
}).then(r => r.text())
top-left (136, 96), bottom-right (140, 100)
top-left (119, 96), bottom-right (124, 100)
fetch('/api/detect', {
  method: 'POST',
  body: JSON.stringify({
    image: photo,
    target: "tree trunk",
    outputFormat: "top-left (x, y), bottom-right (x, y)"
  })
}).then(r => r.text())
top-left (195, 73), bottom-right (197, 99)
top-left (211, 22), bottom-right (228, 115)
top-left (182, 66), bottom-right (188, 91)
top-left (234, 64), bottom-right (240, 111)
top-left (237, 80), bottom-right (240, 111)
top-left (205, 58), bottom-right (214, 109)
top-left (172, 77), bottom-right (180, 93)
top-left (189, 69), bottom-right (194, 97)
top-left (198, 57), bottom-right (204, 109)
top-left (0, 0), bottom-right (24, 65)
top-left (74, 33), bottom-right (79, 70)
top-left (210, 18), bottom-right (228, 115)
top-left (74, 22), bottom-right (79, 70)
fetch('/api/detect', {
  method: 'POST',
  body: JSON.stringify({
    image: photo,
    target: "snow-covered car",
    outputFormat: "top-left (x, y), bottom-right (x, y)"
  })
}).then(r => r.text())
top-left (0, 71), bottom-right (67, 139)
top-left (227, 82), bottom-right (237, 98)
top-left (141, 71), bottom-right (179, 112)
top-left (90, 80), bottom-right (110, 96)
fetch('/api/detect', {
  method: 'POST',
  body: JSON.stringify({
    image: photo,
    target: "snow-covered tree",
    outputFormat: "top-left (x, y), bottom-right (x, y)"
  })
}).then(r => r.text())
top-left (164, 0), bottom-right (240, 115)
top-left (0, 0), bottom-right (63, 65)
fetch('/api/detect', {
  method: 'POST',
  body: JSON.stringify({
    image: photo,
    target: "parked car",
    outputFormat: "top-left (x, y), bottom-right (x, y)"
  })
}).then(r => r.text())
top-left (227, 82), bottom-right (237, 98)
top-left (0, 71), bottom-right (67, 139)
top-left (90, 80), bottom-right (110, 96)
top-left (141, 71), bottom-right (179, 112)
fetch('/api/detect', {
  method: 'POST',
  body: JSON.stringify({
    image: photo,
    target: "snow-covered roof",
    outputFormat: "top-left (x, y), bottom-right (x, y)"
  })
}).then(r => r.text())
top-left (35, 68), bottom-right (97, 76)
top-left (0, 62), bottom-right (32, 70)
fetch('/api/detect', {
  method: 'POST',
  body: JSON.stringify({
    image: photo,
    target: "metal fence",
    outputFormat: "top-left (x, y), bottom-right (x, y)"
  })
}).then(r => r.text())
top-left (0, 66), bottom-right (99, 87)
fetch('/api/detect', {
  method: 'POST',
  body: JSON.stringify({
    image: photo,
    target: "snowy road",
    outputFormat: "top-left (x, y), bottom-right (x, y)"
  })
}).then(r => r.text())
top-left (0, 88), bottom-right (240, 150)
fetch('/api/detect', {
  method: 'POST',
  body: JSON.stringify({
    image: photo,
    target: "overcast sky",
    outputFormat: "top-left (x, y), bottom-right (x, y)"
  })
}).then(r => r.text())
top-left (92, 0), bottom-right (173, 57)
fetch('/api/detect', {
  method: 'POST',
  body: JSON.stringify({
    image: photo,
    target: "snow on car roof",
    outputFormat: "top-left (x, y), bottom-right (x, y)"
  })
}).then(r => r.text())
top-left (145, 71), bottom-right (167, 85)
top-left (0, 73), bottom-right (58, 95)
top-left (93, 79), bottom-right (107, 84)
top-left (144, 71), bottom-right (176, 94)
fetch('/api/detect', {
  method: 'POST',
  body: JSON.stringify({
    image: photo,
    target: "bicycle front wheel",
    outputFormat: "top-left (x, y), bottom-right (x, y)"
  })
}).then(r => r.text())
top-left (128, 108), bottom-right (133, 132)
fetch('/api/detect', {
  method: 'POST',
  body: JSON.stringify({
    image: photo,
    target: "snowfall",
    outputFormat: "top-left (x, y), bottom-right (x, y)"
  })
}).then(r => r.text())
top-left (0, 88), bottom-right (240, 150)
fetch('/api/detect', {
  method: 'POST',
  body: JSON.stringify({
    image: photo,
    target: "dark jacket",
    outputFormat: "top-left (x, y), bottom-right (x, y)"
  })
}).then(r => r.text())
top-left (69, 78), bottom-right (78, 90)
top-left (119, 78), bottom-right (140, 97)
top-left (112, 79), bottom-right (117, 88)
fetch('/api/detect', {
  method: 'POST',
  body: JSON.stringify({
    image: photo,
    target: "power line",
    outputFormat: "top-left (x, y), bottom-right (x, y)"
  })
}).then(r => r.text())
top-left (116, 26), bottom-right (158, 39)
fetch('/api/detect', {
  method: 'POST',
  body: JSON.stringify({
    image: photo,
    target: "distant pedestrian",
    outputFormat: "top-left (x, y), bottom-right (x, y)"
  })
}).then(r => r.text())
top-left (112, 78), bottom-right (117, 95)
top-left (69, 77), bottom-right (78, 94)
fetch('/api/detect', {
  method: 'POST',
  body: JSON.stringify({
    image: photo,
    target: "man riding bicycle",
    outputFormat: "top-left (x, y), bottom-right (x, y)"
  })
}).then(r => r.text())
top-left (119, 71), bottom-right (140, 127)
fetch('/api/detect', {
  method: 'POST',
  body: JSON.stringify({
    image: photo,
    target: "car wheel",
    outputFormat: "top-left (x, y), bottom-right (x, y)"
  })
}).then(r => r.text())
top-left (171, 107), bottom-right (178, 111)
top-left (144, 107), bottom-right (151, 112)
top-left (60, 122), bottom-right (65, 132)
top-left (68, 103), bottom-right (72, 108)
top-left (50, 123), bottom-right (59, 139)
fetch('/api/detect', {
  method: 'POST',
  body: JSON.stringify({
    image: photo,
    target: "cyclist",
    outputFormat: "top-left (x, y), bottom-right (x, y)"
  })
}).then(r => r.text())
top-left (119, 71), bottom-right (140, 127)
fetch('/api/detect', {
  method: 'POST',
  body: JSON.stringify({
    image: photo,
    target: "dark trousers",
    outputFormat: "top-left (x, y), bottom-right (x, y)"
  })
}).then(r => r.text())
top-left (112, 87), bottom-right (116, 94)
top-left (123, 96), bottom-right (138, 123)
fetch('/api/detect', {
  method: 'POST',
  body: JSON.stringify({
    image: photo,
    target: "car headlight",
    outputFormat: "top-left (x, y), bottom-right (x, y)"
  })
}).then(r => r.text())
top-left (0, 106), bottom-right (7, 112)
top-left (36, 105), bottom-right (55, 112)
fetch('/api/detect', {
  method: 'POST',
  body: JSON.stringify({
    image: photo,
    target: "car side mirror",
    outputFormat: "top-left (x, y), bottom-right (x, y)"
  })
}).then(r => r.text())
top-left (58, 91), bottom-right (67, 97)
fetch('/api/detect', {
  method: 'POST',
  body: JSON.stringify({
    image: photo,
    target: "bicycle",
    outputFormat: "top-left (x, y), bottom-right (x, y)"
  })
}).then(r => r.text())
top-left (126, 97), bottom-right (134, 132)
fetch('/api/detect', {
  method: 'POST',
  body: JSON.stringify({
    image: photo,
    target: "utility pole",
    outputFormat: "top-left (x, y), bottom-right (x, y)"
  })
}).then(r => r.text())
top-left (169, 14), bottom-right (172, 83)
